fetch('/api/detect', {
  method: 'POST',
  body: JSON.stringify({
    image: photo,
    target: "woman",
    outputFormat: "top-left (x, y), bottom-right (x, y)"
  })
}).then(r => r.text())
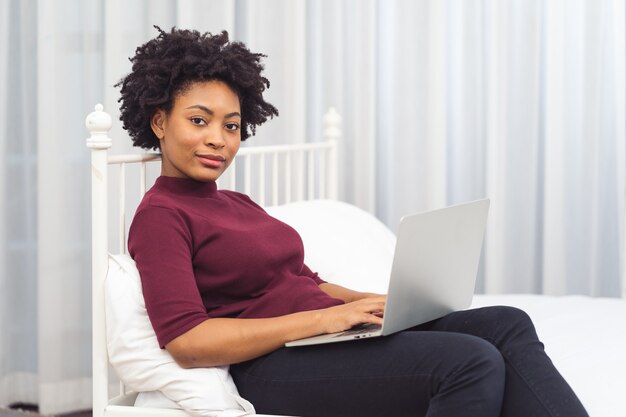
top-left (118, 27), bottom-right (588, 417)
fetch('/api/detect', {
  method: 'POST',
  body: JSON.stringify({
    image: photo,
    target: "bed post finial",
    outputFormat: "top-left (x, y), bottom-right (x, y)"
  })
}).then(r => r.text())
top-left (86, 103), bottom-right (113, 149)
top-left (323, 107), bottom-right (342, 142)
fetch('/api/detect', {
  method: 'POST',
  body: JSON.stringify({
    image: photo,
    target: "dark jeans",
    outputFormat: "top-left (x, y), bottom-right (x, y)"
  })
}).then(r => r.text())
top-left (231, 306), bottom-right (589, 417)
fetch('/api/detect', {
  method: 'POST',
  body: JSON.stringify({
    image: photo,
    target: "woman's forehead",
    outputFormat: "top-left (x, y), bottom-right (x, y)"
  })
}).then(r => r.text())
top-left (174, 80), bottom-right (241, 111)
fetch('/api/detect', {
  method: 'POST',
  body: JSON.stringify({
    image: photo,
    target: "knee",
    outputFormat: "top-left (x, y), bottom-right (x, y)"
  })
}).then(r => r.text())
top-left (439, 334), bottom-right (504, 385)
top-left (480, 305), bottom-right (539, 345)
top-left (422, 334), bottom-right (505, 416)
top-left (478, 305), bottom-right (534, 329)
top-left (439, 335), bottom-right (505, 409)
top-left (492, 305), bottom-right (531, 322)
top-left (463, 336), bottom-right (505, 381)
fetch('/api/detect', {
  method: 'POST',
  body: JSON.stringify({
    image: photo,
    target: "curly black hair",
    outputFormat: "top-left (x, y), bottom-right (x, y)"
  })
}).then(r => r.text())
top-left (116, 26), bottom-right (279, 150)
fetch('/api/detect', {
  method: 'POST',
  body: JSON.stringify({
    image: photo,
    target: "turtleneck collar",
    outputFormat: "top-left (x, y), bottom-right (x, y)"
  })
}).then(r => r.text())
top-left (153, 176), bottom-right (219, 198)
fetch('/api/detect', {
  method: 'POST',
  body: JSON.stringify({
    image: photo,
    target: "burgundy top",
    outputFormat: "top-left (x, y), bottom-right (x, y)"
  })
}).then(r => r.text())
top-left (128, 176), bottom-right (343, 348)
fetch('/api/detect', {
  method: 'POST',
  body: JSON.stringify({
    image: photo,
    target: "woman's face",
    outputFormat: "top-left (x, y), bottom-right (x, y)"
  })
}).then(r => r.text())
top-left (151, 80), bottom-right (242, 182)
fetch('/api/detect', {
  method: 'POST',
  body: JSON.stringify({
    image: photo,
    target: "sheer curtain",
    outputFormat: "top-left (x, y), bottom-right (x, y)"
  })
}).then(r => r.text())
top-left (1, 0), bottom-right (39, 408)
top-left (375, 0), bottom-right (625, 295)
top-left (0, 0), bottom-right (623, 413)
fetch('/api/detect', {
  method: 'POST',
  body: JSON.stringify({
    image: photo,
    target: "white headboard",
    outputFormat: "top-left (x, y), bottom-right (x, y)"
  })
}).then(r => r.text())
top-left (85, 104), bottom-right (341, 415)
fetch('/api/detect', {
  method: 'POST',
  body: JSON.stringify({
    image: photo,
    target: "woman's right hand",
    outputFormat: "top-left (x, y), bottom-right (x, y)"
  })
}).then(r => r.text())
top-left (317, 296), bottom-right (386, 334)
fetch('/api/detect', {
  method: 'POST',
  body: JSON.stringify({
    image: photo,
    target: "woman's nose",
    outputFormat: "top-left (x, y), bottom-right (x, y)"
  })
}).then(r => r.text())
top-left (204, 129), bottom-right (226, 149)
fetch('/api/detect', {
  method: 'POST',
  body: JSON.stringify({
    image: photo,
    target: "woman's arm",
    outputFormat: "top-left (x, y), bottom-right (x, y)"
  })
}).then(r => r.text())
top-left (319, 282), bottom-right (385, 303)
top-left (166, 296), bottom-right (385, 369)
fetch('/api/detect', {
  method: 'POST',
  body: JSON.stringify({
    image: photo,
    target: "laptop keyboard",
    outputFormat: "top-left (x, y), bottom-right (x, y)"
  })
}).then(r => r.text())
top-left (334, 323), bottom-right (382, 338)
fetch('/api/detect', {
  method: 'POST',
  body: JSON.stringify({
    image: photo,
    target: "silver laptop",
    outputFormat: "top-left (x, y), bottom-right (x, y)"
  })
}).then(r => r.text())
top-left (285, 198), bottom-right (490, 347)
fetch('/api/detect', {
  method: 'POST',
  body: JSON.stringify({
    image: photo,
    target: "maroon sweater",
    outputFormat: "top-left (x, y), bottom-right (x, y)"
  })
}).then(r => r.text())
top-left (128, 176), bottom-right (343, 348)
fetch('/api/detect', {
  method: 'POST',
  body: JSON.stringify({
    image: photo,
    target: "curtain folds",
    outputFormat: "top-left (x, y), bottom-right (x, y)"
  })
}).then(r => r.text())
top-left (0, 0), bottom-right (623, 413)
top-left (1, 0), bottom-right (39, 409)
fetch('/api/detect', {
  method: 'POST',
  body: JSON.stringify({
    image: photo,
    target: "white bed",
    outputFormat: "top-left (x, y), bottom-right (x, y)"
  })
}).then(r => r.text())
top-left (87, 105), bottom-right (626, 417)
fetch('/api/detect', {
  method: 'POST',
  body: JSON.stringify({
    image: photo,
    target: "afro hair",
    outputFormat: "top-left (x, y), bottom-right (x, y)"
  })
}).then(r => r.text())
top-left (116, 26), bottom-right (279, 150)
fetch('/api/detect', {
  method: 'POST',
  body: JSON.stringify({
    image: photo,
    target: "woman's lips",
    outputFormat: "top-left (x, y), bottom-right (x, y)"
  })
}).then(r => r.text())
top-left (197, 154), bottom-right (226, 168)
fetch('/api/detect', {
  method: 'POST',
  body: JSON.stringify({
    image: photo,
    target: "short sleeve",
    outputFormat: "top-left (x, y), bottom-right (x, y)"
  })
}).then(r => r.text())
top-left (128, 205), bottom-right (209, 348)
top-left (301, 263), bottom-right (327, 285)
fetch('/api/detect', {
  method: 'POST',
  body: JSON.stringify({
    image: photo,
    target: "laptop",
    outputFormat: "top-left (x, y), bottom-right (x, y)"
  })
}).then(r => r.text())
top-left (285, 198), bottom-right (490, 347)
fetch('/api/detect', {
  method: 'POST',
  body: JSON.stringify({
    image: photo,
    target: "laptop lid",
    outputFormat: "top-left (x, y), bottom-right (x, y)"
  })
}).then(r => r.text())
top-left (381, 198), bottom-right (490, 335)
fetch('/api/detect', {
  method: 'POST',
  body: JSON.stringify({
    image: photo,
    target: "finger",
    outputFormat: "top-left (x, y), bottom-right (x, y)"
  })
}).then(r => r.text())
top-left (364, 313), bottom-right (384, 324)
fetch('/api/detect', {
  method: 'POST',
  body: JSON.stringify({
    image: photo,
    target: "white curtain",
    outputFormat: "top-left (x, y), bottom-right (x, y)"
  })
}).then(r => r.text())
top-left (375, 0), bottom-right (625, 296)
top-left (1, 0), bottom-right (624, 413)
top-left (1, 0), bottom-right (39, 409)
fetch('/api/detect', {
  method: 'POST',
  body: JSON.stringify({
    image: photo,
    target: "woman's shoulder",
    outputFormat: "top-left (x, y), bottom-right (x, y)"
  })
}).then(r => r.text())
top-left (134, 189), bottom-right (178, 213)
top-left (131, 193), bottom-right (186, 227)
top-left (130, 188), bottom-right (196, 232)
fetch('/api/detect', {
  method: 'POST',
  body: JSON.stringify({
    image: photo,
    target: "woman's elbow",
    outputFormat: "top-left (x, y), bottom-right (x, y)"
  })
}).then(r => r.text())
top-left (166, 336), bottom-right (196, 368)
top-left (165, 333), bottom-right (227, 368)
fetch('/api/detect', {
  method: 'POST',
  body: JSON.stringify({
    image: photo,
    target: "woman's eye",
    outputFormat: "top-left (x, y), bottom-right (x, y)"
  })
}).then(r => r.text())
top-left (190, 117), bottom-right (206, 126)
top-left (225, 123), bottom-right (240, 131)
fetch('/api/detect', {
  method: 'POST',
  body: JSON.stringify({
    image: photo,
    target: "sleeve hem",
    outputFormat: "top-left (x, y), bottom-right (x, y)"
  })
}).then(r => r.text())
top-left (156, 315), bottom-right (209, 349)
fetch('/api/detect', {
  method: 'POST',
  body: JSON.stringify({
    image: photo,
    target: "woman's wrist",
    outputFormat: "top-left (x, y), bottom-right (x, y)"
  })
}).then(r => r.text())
top-left (350, 291), bottom-right (383, 302)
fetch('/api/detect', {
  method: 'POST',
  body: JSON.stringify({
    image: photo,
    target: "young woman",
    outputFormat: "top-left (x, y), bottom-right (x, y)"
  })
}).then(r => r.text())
top-left (118, 27), bottom-right (589, 417)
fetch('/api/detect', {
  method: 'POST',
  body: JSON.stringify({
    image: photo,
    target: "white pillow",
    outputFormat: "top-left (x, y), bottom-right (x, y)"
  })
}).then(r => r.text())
top-left (266, 200), bottom-right (395, 294)
top-left (105, 253), bottom-right (255, 417)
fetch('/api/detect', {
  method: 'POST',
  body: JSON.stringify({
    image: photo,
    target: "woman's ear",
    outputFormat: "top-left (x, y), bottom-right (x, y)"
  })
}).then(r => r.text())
top-left (151, 110), bottom-right (166, 140)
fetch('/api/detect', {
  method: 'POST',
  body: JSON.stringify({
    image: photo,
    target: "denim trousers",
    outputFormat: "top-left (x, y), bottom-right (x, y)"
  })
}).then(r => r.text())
top-left (230, 306), bottom-right (589, 417)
